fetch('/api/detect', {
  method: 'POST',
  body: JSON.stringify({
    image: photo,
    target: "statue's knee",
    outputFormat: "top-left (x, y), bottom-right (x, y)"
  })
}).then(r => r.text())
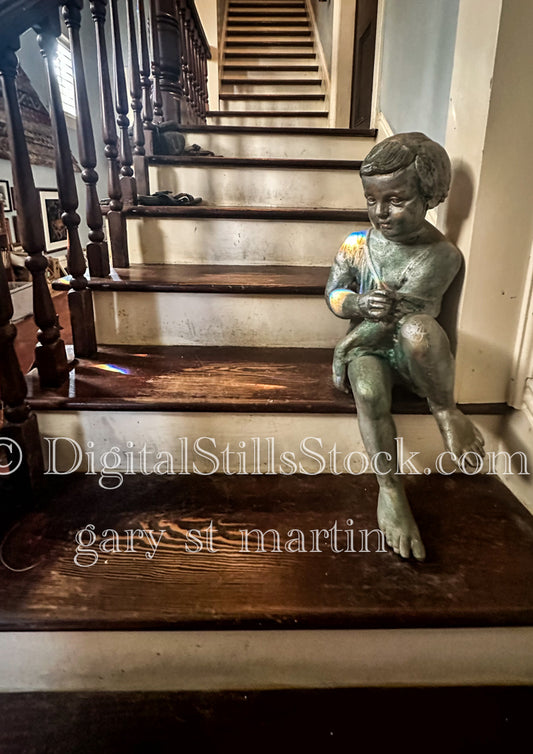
top-left (398, 314), bottom-right (439, 358)
top-left (351, 379), bottom-right (389, 417)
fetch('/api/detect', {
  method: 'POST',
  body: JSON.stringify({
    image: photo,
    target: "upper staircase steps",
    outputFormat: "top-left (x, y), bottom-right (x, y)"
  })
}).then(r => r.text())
top-left (215, 0), bottom-right (329, 128)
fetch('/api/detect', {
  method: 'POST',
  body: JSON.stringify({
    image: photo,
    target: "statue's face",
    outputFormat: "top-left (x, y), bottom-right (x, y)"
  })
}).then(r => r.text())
top-left (362, 163), bottom-right (428, 243)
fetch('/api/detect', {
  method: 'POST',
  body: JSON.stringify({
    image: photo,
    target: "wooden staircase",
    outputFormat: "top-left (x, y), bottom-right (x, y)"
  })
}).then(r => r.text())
top-left (1, 3), bottom-right (532, 731)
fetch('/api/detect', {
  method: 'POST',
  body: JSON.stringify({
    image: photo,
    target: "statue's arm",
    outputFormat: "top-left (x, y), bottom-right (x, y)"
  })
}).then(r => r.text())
top-left (394, 243), bottom-right (462, 317)
top-left (325, 252), bottom-right (363, 319)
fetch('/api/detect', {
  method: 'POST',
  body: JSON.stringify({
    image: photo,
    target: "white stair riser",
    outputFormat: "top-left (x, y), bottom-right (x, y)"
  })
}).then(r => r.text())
top-left (126, 216), bottom-right (368, 266)
top-left (219, 97), bottom-right (326, 111)
top-left (207, 113), bottom-right (330, 128)
top-left (181, 131), bottom-right (375, 160)
top-left (36, 411), bottom-right (501, 476)
top-left (225, 38), bottom-right (314, 47)
top-left (227, 18), bottom-right (309, 25)
top-left (149, 165), bottom-right (364, 209)
top-left (222, 68), bottom-right (320, 79)
top-left (93, 291), bottom-right (346, 347)
top-left (227, 26), bottom-right (311, 34)
top-left (220, 82), bottom-right (323, 95)
top-left (224, 46), bottom-right (314, 55)
top-left (223, 57), bottom-right (318, 66)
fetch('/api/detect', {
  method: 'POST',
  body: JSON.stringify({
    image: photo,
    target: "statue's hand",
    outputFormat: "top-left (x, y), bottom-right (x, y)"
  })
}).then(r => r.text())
top-left (358, 289), bottom-right (396, 320)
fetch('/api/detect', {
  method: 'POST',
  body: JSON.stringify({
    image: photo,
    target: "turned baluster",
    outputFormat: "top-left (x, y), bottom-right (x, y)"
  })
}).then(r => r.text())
top-left (177, 0), bottom-right (191, 124)
top-left (110, 0), bottom-right (137, 206)
top-left (62, 0), bottom-right (110, 280)
top-left (185, 6), bottom-right (198, 123)
top-left (199, 44), bottom-right (208, 123)
top-left (192, 28), bottom-right (202, 123)
top-left (0, 44), bottom-right (68, 388)
top-left (149, 0), bottom-right (164, 123)
top-left (0, 247), bottom-right (44, 487)
top-left (90, 0), bottom-right (128, 267)
top-left (137, 0), bottom-right (154, 157)
top-left (36, 14), bottom-right (97, 358)
top-left (184, 5), bottom-right (197, 121)
top-left (152, 0), bottom-right (182, 123)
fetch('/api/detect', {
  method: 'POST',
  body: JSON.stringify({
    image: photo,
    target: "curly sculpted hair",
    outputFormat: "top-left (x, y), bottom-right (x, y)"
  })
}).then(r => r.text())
top-left (360, 132), bottom-right (452, 209)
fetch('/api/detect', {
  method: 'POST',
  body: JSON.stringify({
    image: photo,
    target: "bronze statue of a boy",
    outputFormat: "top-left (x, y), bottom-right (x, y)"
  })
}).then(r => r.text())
top-left (326, 132), bottom-right (484, 561)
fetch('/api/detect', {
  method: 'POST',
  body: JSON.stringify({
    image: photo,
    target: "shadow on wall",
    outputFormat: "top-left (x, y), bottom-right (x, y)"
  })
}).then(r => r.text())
top-left (439, 161), bottom-right (476, 354)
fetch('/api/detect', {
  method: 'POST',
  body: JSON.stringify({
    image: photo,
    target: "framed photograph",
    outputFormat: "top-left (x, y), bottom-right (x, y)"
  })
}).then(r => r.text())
top-left (0, 179), bottom-right (12, 212)
top-left (38, 189), bottom-right (68, 252)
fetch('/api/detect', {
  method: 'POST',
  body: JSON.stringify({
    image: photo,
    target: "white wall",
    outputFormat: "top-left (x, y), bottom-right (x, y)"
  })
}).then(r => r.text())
top-left (379, 0), bottom-right (460, 145)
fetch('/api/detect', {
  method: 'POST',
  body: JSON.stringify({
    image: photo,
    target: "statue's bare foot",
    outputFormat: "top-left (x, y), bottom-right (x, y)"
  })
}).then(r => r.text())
top-left (377, 486), bottom-right (426, 561)
top-left (332, 351), bottom-right (350, 393)
top-left (432, 407), bottom-right (485, 467)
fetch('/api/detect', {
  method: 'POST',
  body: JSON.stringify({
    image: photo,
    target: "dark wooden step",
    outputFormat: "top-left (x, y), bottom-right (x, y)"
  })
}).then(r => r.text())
top-left (221, 78), bottom-right (321, 86)
top-left (175, 124), bottom-right (377, 138)
top-left (24, 341), bottom-right (506, 417)
top-left (223, 63), bottom-right (319, 71)
top-left (0, 471), bottom-right (529, 630)
top-left (146, 155), bottom-right (362, 170)
top-left (53, 263), bottom-right (330, 296)
top-left (226, 28), bottom-right (311, 36)
top-left (227, 18), bottom-right (309, 26)
top-left (120, 205), bottom-right (369, 222)
top-left (208, 109), bottom-right (329, 118)
top-left (219, 92), bottom-right (326, 101)
top-left (223, 51), bottom-right (316, 59)
top-left (228, 6), bottom-right (307, 14)
top-left (225, 39), bottom-right (314, 47)
top-left (0, 689), bottom-right (530, 753)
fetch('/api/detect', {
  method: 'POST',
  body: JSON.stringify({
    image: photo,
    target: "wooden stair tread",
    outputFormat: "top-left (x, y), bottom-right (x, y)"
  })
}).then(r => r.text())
top-left (24, 343), bottom-right (506, 416)
top-left (0, 472), bottom-right (530, 630)
top-left (219, 93), bottom-right (326, 101)
top-left (208, 109), bottom-right (329, 117)
top-left (146, 156), bottom-right (360, 171)
top-left (221, 78), bottom-right (323, 86)
top-left (54, 263), bottom-right (331, 295)
top-left (121, 205), bottom-right (369, 221)
top-left (175, 124), bottom-right (377, 137)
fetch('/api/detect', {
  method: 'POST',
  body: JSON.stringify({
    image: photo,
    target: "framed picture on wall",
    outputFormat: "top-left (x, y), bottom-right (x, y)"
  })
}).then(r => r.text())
top-left (0, 179), bottom-right (12, 212)
top-left (38, 189), bottom-right (68, 252)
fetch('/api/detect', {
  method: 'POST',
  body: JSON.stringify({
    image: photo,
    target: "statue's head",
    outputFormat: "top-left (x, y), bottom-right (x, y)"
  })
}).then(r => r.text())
top-left (360, 132), bottom-right (451, 210)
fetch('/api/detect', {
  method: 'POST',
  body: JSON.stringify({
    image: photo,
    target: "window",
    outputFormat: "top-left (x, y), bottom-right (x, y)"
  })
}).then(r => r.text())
top-left (55, 38), bottom-right (76, 118)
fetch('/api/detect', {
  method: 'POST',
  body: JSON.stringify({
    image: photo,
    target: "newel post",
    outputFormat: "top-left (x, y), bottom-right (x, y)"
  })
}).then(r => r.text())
top-left (152, 0), bottom-right (182, 123)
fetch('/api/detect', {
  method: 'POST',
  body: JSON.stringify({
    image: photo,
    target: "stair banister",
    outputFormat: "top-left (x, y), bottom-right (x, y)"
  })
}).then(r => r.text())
top-left (127, 0), bottom-right (150, 195)
top-left (138, 0), bottom-right (155, 155)
top-left (0, 40), bottom-right (69, 388)
top-left (149, 0), bottom-right (164, 123)
top-left (36, 11), bottom-right (98, 359)
top-left (177, 0), bottom-right (191, 122)
top-left (89, 0), bottom-right (129, 267)
top-left (63, 0), bottom-right (110, 280)
top-left (110, 0), bottom-right (137, 207)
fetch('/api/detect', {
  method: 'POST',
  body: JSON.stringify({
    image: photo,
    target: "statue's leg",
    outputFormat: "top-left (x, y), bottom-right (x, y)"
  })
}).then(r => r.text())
top-left (395, 314), bottom-right (485, 463)
top-left (348, 355), bottom-right (426, 560)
